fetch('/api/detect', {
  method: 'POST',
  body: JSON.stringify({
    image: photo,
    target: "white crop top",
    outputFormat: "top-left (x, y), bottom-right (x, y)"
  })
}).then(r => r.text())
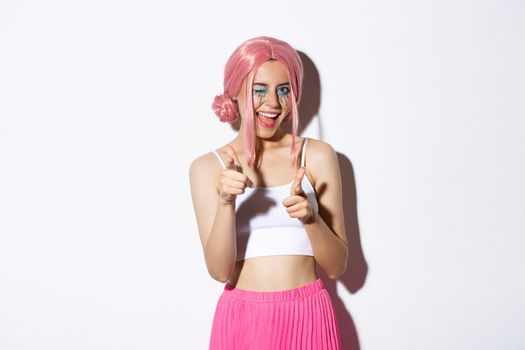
top-left (212, 137), bottom-right (318, 262)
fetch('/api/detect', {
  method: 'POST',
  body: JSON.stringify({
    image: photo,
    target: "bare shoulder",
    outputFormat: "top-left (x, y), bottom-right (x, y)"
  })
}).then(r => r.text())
top-left (304, 138), bottom-right (338, 181)
top-left (190, 151), bottom-right (219, 171)
top-left (189, 150), bottom-right (224, 192)
top-left (189, 152), bottom-right (214, 176)
top-left (305, 138), bottom-right (337, 160)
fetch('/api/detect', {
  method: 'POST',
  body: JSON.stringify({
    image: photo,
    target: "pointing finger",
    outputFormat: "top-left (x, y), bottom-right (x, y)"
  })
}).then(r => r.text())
top-left (224, 145), bottom-right (254, 188)
top-left (224, 145), bottom-right (242, 172)
top-left (291, 167), bottom-right (305, 195)
top-left (225, 156), bottom-right (235, 171)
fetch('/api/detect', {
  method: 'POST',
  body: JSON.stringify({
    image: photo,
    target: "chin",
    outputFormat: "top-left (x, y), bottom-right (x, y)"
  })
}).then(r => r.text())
top-left (255, 123), bottom-right (282, 137)
top-left (255, 130), bottom-right (278, 139)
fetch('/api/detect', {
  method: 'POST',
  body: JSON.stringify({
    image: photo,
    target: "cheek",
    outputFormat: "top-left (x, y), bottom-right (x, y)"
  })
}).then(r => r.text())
top-left (253, 101), bottom-right (264, 109)
top-left (279, 101), bottom-right (288, 108)
top-left (279, 94), bottom-right (291, 106)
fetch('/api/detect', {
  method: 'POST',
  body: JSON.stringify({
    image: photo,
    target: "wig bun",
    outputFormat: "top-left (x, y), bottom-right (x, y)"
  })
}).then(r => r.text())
top-left (212, 93), bottom-right (239, 123)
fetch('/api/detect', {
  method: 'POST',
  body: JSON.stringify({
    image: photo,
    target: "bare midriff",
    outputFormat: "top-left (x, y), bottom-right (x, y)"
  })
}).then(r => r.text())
top-left (227, 255), bottom-right (318, 292)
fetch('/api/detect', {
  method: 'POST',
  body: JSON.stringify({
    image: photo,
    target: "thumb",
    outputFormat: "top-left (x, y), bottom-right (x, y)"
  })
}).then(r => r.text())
top-left (224, 145), bottom-right (242, 173)
top-left (291, 167), bottom-right (305, 195)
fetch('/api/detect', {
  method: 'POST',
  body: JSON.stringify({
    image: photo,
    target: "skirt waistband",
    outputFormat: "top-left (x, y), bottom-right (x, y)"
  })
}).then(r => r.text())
top-left (222, 278), bottom-right (324, 303)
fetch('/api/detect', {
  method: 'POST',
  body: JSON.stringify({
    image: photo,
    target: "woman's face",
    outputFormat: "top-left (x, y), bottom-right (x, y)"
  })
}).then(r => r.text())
top-left (236, 59), bottom-right (292, 138)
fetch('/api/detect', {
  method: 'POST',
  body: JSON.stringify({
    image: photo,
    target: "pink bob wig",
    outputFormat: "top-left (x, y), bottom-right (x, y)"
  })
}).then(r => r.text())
top-left (212, 36), bottom-right (304, 168)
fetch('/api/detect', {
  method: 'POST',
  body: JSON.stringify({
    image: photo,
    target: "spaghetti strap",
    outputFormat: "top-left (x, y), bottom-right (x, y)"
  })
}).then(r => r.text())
top-left (211, 150), bottom-right (226, 169)
top-left (301, 137), bottom-right (310, 167)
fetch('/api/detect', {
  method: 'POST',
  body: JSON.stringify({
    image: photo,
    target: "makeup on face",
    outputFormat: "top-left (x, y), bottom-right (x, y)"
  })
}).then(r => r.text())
top-left (252, 82), bottom-right (290, 129)
top-left (252, 83), bottom-right (291, 100)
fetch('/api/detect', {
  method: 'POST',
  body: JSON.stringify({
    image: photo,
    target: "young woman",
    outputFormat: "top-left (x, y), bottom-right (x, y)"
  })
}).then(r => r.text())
top-left (189, 36), bottom-right (348, 350)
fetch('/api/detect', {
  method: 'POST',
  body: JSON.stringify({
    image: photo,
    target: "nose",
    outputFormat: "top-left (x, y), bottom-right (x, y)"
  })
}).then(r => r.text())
top-left (265, 90), bottom-right (280, 107)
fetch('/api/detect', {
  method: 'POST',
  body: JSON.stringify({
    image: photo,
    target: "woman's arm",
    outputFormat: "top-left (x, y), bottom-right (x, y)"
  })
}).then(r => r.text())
top-left (189, 154), bottom-right (237, 282)
top-left (303, 140), bottom-right (348, 279)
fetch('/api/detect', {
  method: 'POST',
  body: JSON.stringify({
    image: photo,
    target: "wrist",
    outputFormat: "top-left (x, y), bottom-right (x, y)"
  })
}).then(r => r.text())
top-left (217, 197), bottom-right (236, 208)
top-left (302, 211), bottom-right (318, 225)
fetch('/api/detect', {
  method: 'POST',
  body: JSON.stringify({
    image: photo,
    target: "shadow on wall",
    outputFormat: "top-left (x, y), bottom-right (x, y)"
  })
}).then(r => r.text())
top-left (318, 153), bottom-right (368, 350)
top-left (231, 51), bottom-right (369, 350)
top-left (302, 52), bottom-right (369, 350)
top-left (296, 52), bottom-right (369, 350)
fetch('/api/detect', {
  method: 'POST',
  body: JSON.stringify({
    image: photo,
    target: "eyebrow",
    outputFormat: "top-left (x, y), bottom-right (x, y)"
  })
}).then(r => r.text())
top-left (253, 82), bottom-right (290, 87)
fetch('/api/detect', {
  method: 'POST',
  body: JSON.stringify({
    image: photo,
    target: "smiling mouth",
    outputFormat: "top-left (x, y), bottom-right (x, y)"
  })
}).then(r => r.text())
top-left (256, 111), bottom-right (280, 128)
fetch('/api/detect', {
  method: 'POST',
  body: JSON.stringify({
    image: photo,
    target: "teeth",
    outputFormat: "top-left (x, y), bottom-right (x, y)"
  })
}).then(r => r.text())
top-left (257, 112), bottom-right (279, 118)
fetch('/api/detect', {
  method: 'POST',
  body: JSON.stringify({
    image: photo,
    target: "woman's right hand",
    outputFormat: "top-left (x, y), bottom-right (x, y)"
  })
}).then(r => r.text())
top-left (218, 145), bottom-right (254, 205)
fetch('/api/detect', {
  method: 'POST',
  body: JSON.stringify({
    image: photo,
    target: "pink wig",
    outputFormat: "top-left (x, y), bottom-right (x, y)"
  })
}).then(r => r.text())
top-left (212, 36), bottom-right (304, 168)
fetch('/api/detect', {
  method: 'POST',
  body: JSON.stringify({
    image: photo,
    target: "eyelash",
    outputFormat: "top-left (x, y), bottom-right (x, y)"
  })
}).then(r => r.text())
top-left (253, 86), bottom-right (290, 98)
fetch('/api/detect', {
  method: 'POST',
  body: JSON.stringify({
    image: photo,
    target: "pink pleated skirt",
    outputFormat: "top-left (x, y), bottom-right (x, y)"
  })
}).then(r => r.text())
top-left (209, 278), bottom-right (341, 350)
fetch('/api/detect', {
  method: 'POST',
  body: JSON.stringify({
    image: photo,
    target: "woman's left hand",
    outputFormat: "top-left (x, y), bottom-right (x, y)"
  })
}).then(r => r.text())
top-left (282, 167), bottom-right (315, 224)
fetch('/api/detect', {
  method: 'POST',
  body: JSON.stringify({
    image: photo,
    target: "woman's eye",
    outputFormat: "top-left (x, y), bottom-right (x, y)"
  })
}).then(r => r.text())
top-left (252, 86), bottom-right (290, 99)
top-left (253, 89), bottom-right (267, 97)
top-left (278, 86), bottom-right (290, 96)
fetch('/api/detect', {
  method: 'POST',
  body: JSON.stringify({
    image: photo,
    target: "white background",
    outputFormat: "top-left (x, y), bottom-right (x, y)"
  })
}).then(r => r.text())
top-left (1, 0), bottom-right (524, 349)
